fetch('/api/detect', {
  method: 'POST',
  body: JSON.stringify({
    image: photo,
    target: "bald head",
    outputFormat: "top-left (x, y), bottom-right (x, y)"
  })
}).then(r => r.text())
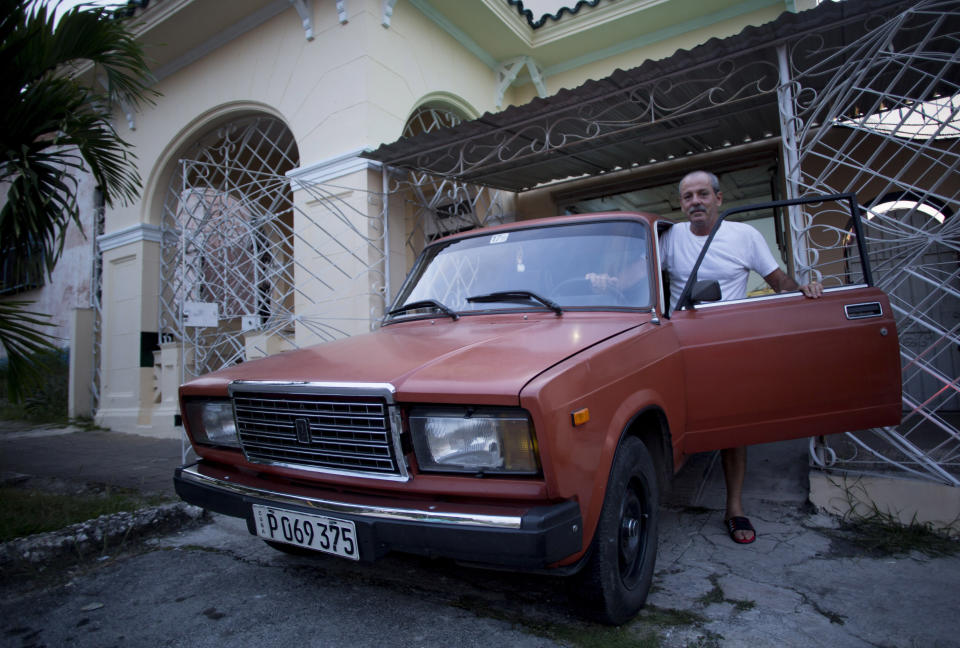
top-left (678, 170), bottom-right (720, 195)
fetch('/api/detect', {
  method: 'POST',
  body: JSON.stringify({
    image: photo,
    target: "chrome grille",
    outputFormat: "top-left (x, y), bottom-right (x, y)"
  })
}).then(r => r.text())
top-left (232, 390), bottom-right (402, 476)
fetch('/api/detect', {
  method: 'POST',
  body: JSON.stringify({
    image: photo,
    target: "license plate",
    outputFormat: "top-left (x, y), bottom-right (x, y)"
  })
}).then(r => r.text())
top-left (252, 505), bottom-right (359, 560)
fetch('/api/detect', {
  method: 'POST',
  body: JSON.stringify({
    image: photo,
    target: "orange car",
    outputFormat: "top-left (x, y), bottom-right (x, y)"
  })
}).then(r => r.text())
top-left (175, 197), bottom-right (901, 624)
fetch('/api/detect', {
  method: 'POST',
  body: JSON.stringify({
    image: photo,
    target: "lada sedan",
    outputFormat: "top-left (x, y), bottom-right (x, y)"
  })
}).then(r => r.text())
top-left (175, 197), bottom-right (901, 623)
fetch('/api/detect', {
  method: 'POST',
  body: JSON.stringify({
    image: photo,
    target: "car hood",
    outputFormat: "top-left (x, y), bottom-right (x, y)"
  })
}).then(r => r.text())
top-left (182, 313), bottom-right (649, 404)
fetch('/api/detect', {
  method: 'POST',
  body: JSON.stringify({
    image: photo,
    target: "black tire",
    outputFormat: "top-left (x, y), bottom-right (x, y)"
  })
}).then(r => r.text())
top-left (574, 436), bottom-right (659, 625)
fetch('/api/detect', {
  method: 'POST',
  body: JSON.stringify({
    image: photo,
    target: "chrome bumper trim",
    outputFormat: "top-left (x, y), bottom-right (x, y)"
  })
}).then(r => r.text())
top-left (178, 464), bottom-right (523, 529)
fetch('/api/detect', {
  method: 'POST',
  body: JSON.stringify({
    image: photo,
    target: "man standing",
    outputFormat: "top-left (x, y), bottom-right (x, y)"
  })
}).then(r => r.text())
top-left (662, 170), bottom-right (822, 543)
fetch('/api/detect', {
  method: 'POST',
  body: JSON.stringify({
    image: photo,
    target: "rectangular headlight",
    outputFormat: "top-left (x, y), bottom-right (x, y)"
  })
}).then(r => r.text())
top-left (182, 399), bottom-right (240, 448)
top-left (409, 407), bottom-right (539, 475)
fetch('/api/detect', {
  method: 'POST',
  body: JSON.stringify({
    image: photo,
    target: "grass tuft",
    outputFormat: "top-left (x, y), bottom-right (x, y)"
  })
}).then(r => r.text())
top-left (637, 604), bottom-right (707, 627)
top-left (0, 348), bottom-right (70, 424)
top-left (821, 474), bottom-right (960, 558)
top-left (0, 485), bottom-right (170, 542)
top-left (838, 515), bottom-right (959, 558)
top-left (695, 583), bottom-right (724, 607)
top-left (450, 593), bottom-right (663, 647)
top-left (694, 576), bottom-right (756, 612)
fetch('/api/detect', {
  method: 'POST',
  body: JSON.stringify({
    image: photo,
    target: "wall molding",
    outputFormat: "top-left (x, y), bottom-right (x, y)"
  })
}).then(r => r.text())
top-left (98, 223), bottom-right (164, 252)
top-left (287, 148), bottom-right (382, 188)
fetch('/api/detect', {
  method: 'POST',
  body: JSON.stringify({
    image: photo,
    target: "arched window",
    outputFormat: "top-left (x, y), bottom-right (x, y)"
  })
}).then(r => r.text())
top-left (159, 115), bottom-right (300, 375)
top-left (400, 104), bottom-right (506, 249)
top-left (403, 104), bottom-right (464, 139)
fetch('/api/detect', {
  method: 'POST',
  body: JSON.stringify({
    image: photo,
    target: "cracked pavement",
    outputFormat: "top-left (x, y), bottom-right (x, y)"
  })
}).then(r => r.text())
top-left (649, 440), bottom-right (960, 647)
top-left (2, 438), bottom-right (958, 647)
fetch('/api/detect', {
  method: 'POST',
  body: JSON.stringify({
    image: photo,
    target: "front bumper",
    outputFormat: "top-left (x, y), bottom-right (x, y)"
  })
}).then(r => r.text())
top-left (174, 462), bottom-right (582, 569)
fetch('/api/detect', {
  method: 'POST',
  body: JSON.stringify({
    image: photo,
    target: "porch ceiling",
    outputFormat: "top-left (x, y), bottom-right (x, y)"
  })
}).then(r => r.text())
top-left (411, 0), bottom-right (779, 72)
top-left (363, 0), bottom-right (948, 192)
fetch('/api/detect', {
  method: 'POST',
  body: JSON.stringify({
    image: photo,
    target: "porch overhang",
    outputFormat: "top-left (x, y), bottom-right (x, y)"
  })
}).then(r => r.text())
top-left (362, 0), bottom-right (953, 192)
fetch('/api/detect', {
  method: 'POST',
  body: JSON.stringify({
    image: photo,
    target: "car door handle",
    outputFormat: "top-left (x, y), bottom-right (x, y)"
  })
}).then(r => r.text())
top-left (844, 302), bottom-right (883, 319)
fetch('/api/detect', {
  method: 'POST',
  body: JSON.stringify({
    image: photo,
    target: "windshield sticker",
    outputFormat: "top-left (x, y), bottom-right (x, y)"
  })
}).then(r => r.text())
top-left (489, 233), bottom-right (509, 244)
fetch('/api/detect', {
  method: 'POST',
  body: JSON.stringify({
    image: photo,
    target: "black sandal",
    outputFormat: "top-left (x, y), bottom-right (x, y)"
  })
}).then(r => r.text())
top-left (725, 516), bottom-right (756, 544)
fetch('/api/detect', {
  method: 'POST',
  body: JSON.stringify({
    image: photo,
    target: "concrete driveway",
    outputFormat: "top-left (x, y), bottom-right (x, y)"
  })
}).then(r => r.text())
top-left (2, 439), bottom-right (958, 647)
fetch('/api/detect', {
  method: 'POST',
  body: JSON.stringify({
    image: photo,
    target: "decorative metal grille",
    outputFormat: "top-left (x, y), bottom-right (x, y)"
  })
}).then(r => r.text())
top-left (782, 0), bottom-right (960, 485)
top-left (393, 106), bottom-right (511, 272)
top-left (160, 116), bottom-right (301, 377)
top-left (232, 392), bottom-right (400, 476)
top-left (159, 116), bottom-right (391, 382)
top-left (158, 110), bottom-right (508, 388)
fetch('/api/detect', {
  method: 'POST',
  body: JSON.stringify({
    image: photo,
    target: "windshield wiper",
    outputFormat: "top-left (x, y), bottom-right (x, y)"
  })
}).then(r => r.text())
top-left (387, 299), bottom-right (459, 320)
top-left (467, 290), bottom-right (563, 316)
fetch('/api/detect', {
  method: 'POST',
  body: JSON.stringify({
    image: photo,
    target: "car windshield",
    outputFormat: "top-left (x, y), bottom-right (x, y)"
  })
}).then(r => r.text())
top-left (389, 220), bottom-right (652, 319)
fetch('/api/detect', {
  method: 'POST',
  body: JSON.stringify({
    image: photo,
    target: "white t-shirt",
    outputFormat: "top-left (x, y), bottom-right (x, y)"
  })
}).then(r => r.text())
top-left (659, 220), bottom-right (780, 307)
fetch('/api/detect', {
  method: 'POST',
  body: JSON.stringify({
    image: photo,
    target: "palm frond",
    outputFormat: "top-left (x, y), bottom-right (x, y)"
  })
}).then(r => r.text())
top-left (51, 2), bottom-right (157, 111)
top-left (0, 0), bottom-right (158, 401)
top-left (0, 301), bottom-right (60, 402)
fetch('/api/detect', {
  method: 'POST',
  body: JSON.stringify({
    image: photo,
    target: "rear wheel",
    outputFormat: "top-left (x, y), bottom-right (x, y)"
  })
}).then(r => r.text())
top-left (574, 436), bottom-right (659, 625)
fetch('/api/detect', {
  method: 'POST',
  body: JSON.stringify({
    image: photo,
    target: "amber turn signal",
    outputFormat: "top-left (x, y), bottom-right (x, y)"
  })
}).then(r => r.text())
top-left (571, 408), bottom-right (590, 426)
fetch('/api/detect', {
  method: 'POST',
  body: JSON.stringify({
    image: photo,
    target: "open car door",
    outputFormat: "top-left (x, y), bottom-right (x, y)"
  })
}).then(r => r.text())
top-left (668, 194), bottom-right (902, 454)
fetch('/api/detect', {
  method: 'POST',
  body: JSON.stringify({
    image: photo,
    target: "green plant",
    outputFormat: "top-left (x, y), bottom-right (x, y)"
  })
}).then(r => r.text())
top-left (0, 347), bottom-right (70, 423)
top-left (694, 576), bottom-right (756, 612)
top-left (695, 583), bottom-right (724, 607)
top-left (823, 474), bottom-right (959, 557)
top-left (0, 303), bottom-right (59, 402)
top-left (0, 0), bottom-right (157, 401)
top-left (450, 593), bottom-right (664, 647)
top-left (839, 514), bottom-right (958, 557)
top-left (637, 605), bottom-right (707, 628)
top-left (0, 485), bottom-right (170, 542)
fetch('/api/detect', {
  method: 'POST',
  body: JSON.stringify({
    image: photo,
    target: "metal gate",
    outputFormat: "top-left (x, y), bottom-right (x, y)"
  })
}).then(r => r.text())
top-left (151, 2), bottom-right (960, 488)
top-left (159, 116), bottom-right (302, 378)
top-left (784, 0), bottom-right (960, 484)
top-left (158, 110), bottom-right (508, 385)
top-left (393, 105), bottom-right (511, 270)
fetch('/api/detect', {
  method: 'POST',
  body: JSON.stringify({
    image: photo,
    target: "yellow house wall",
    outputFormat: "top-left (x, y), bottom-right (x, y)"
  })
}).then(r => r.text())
top-left (96, 0), bottom-right (508, 432)
top-left (96, 0), bottom-right (825, 435)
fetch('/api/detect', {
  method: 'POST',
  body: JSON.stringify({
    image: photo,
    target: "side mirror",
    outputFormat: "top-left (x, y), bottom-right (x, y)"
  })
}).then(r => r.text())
top-left (690, 280), bottom-right (721, 304)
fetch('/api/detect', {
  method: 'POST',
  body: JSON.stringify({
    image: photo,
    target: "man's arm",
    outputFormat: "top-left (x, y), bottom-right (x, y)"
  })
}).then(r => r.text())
top-left (585, 259), bottom-right (648, 292)
top-left (763, 268), bottom-right (823, 298)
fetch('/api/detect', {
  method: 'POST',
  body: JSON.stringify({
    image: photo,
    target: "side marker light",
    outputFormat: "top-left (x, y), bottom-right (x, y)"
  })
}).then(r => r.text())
top-left (572, 408), bottom-right (590, 427)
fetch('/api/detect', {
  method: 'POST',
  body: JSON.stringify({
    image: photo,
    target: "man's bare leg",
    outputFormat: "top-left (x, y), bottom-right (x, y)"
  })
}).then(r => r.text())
top-left (721, 446), bottom-right (755, 543)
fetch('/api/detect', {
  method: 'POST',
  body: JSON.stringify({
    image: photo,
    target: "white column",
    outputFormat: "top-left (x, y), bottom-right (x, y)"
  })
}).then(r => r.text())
top-left (286, 150), bottom-right (386, 348)
top-left (96, 224), bottom-right (178, 438)
top-left (68, 307), bottom-right (95, 419)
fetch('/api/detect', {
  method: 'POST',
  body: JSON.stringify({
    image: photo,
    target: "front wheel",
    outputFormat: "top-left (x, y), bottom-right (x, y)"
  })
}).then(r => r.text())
top-left (574, 436), bottom-right (659, 625)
